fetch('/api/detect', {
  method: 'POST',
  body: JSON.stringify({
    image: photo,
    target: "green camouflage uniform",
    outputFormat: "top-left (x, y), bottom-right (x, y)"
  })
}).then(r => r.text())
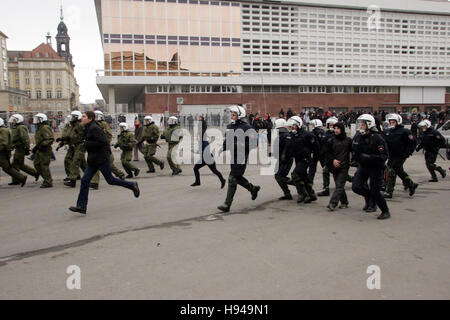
top-left (116, 130), bottom-right (137, 175)
top-left (139, 122), bottom-right (163, 171)
top-left (0, 126), bottom-right (27, 184)
top-left (91, 121), bottom-right (125, 185)
top-left (11, 123), bottom-right (37, 183)
top-left (68, 121), bottom-right (87, 181)
top-left (33, 122), bottom-right (54, 186)
top-left (57, 125), bottom-right (72, 177)
top-left (161, 125), bottom-right (182, 172)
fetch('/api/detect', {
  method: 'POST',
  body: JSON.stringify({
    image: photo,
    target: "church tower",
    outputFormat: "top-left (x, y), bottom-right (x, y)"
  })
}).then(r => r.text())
top-left (56, 6), bottom-right (74, 68)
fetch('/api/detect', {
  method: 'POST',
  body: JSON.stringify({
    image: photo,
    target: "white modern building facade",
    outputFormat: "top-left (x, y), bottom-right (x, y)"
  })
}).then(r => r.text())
top-left (95, 0), bottom-right (450, 115)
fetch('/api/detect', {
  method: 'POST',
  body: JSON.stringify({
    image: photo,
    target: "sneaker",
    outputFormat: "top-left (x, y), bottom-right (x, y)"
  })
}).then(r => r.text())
top-left (133, 182), bottom-right (140, 198)
top-left (377, 211), bottom-right (391, 220)
top-left (218, 204), bottom-right (230, 213)
top-left (279, 194), bottom-right (293, 200)
top-left (409, 183), bottom-right (418, 197)
top-left (63, 177), bottom-right (71, 182)
top-left (69, 206), bottom-right (86, 215)
top-left (251, 186), bottom-right (261, 201)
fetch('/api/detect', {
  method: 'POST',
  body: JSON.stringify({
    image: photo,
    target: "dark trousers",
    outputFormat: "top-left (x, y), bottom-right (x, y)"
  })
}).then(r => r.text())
top-left (329, 168), bottom-right (349, 206)
top-left (77, 161), bottom-right (136, 210)
top-left (352, 166), bottom-right (389, 213)
top-left (193, 162), bottom-right (224, 184)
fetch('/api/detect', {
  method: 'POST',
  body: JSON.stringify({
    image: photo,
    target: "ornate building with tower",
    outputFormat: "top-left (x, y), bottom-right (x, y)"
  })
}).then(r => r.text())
top-left (6, 7), bottom-right (79, 113)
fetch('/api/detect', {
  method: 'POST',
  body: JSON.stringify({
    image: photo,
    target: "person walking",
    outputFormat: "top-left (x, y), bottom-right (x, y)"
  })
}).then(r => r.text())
top-left (32, 113), bottom-right (54, 188)
top-left (324, 122), bottom-right (352, 211)
top-left (114, 123), bottom-right (140, 179)
top-left (8, 114), bottom-right (38, 185)
top-left (69, 111), bottom-right (140, 215)
top-left (133, 119), bottom-right (144, 161)
top-left (0, 118), bottom-right (27, 187)
top-left (191, 116), bottom-right (225, 188)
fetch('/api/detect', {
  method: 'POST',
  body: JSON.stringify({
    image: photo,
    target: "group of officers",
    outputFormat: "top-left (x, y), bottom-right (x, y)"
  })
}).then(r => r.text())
top-left (0, 110), bottom-right (183, 190)
top-left (0, 106), bottom-right (447, 221)
top-left (214, 105), bottom-right (447, 221)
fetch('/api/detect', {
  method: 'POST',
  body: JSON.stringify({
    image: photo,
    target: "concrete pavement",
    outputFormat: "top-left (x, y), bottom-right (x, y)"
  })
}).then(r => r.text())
top-left (0, 147), bottom-right (449, 299)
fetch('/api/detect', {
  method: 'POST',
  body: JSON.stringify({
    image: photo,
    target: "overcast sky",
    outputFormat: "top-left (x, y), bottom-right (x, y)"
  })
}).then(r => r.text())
top-left (0, 0), bottom-right (104, 104)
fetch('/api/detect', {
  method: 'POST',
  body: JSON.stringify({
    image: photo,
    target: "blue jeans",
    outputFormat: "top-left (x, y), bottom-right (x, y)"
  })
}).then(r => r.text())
top-left (76, 161), bottom-right (136, 210)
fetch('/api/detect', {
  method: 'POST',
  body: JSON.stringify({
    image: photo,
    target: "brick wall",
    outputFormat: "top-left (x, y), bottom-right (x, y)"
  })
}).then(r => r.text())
top-left (145, 93), bottom-right (450, 115)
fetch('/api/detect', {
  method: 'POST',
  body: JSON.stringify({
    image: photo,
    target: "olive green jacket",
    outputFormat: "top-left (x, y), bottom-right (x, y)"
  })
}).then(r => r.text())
top-left (35, 123), bottom-right (54, 150)
top-left (161, 125), bottom-right (182, 146)
top-left (11, 124), bottom-right (31, 150)
top-left (0, 127), bottom-right (13, 153)
top-left (117, 131), bottom-right (136, 151)
top-left (139, 123), bottom-right (160, 145)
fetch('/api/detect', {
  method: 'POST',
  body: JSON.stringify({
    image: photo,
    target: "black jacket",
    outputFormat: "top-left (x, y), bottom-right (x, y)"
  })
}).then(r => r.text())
top-left (223, 119), bottom-right (256, 166)
top-left (352, 130), bottom-right (388, 170)
top-left (416, 128), bottom-right (446, 153)
top-left (382, 125), bottom-right (416, 159)
top-left (284, 130), bottom-right (320, 166)
top-left (325, 135), bottom-right (352, 173)
top-left (84, 120), bottom-right (111, 166)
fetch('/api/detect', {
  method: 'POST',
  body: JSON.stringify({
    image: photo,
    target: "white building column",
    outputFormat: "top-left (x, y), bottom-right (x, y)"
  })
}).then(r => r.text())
top-left (108, 86), bottom-right (116, 114)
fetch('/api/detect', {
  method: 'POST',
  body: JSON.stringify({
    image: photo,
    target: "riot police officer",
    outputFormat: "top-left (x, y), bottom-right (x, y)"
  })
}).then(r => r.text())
top-left (139, 116), bottom-right (164, 174)
top-left (416, 119), bottom-right (446, 182)
top-left (382, 113), bottom-right (418, 198)
top-left (90, 111), bottom-right (126, 189)
top-left (351, 114), bottom-right (390, 220)
top-left (308, 119), bottom-right (325, 190)
top-left (8, 114), bottom-right (38, 185)
top-left (0, 118), bottom-right (27, 186)
top-left (284, 116), bottom-right (320, 204)
top-left (32, 113), bottom-right (54, 188)
top-left (161, 116), bottom-right (183, 175)
top-left (318, 116), bottom-right (338, 197)
top-left (114, 123), bottom-right (140, 179)
top-left (55, 116), bottom-right (73, 182)
top-left (218, 105), bottom-right (261, 213)
top-left (64, 111), bottom-right (87, 188)
top-left (274, 118), bottom-right (294, 200)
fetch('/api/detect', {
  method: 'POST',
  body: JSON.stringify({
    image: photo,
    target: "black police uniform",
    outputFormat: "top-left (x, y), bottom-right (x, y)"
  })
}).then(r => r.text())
top-left (274, 127), bottom-right (294, 199)
top-left (308, 126), bottom-right (325, 183)
top-left (416, 127), bottom-right (446, 181)
top-left (284, 128), bottom-right (320, 203)
top-left (351, 130), bottom-right (390, 219)
top-left (383, 124), bottom-right (418, 197)
top-left (218, 119), bottom-right (260, 212)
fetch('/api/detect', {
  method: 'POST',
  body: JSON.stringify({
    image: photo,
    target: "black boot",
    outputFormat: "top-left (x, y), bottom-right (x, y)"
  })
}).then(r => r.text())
top-left (317, 188), bottom-right (330, 197)
top-left (147, 169), bottom-right (156, 173)
top-left (134, 168), bottom-right (140, 177)
top-left (409, 183), bottom-right (418, 196)
top-left (251, 186), bottom-right (261, 201)
top-left (279, 193), bottom-right (293, 200)
top-left (377, 211), bottom-right (391, 220)
top-left (64, 180), bottom-right (76, 188)
top-left (220, 178), bottom-right (226, 189)
top-left (90, 183), bottom-right (99, 190)
top-left (429, 177), bottom-right (438, 182)
top-left (69, 206), bottom-right (86, 215)
top-left (191, 182), bottom-right (201, 187)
